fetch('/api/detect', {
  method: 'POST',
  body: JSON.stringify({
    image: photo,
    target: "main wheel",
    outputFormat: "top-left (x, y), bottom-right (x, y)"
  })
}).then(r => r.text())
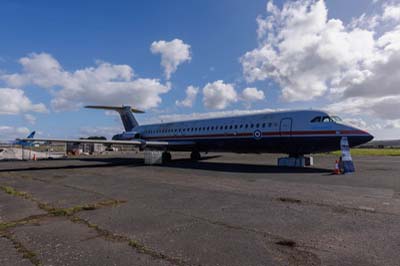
top-left (190, 151), bottom-right (201, 161)
top-left (162, 151), bottom-right (172, 163)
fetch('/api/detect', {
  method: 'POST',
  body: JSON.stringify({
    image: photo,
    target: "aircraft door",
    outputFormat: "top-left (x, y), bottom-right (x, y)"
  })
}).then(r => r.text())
top-left (280, 118), bottom-right (292, 136)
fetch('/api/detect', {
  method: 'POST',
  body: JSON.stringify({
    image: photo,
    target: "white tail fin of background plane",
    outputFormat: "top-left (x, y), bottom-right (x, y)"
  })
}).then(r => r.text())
top-left (85, 105), bottom-right (144, 132)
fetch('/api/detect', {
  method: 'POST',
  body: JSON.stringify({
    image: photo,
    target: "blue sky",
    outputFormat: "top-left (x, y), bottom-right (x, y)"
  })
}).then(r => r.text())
top-left (1, 0), bottom-right (400, 140)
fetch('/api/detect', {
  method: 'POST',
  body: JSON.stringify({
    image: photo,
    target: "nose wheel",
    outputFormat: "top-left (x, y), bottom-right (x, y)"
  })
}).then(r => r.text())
top-left (162, 151), bottom-right (172, 163)
top-left (190, 151), bottom-right (201, 161)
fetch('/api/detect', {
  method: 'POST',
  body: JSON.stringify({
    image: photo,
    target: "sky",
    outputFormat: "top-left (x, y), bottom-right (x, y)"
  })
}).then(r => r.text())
top-left (1, 0), bottom-right (400, 140)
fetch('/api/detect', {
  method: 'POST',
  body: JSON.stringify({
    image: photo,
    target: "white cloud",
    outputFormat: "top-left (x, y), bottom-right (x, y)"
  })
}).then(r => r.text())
top-left (240, 0), bottom-right (400, 138)
top-left (241, 0), bottom-right (383, 102)
top-left (150, 39), bottom-right (191, 80)
top-left (0, 126), bottom-right (30, 140)
top-left (1, 53), bottom-right (170, 111)
top-left (0, 88), bottom-right (47, 115)
top-left (202, 80), bottom-right (238, 109)
top-left (383, 4), bottom-right (400, 22)
top-left (241, 87), bottom-right (265, 102)
top-left (176, 85), bottom-right (199, 107)
top-left (384, 119), bottom-right (400, 129)
top-left (23, 114), bottom-right (36, 125)
top-left (327, 95), bottom-right (400, 121)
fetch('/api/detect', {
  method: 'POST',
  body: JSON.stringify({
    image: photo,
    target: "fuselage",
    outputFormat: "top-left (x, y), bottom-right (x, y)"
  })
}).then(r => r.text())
top-left (117, 110), bottom-right (373, 155)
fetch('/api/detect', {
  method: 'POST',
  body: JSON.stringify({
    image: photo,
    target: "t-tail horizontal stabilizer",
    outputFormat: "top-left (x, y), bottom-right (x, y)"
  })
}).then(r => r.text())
top-left (85, 105), bottom-right (144, 132)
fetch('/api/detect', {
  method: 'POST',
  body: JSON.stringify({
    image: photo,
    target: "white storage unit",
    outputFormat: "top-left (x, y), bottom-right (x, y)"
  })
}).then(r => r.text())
top-left (144, 150), bottom-right (163, 165)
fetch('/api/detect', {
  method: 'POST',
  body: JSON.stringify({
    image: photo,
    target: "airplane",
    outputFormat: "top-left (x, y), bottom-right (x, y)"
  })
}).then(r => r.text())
top-left (20, 105), bottom-right (374, 166)
top-left (12, 131), bottom-right (36, 147)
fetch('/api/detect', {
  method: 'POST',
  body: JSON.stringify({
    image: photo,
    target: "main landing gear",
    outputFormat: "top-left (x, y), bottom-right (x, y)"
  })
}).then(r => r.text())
top-left (190, 151), bottom-right (201, 161)
top-left (162, 151), bottom-right (172, 163)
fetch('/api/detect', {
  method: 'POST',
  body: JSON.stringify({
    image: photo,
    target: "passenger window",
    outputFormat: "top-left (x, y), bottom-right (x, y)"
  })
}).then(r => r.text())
top-left (229, 125), bottom-right (233, 129)
top-left (250, 124), bottom-right (254, 128)
top-left (256, 123), bottom-right (260, 128)
top-left (234, 125), bottom-right (238, 129)
top-left (245, 124), bottom-right (248, 128)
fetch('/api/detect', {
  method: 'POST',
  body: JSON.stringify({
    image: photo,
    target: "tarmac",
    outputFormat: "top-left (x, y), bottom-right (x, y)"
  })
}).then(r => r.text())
top-left (0, 152), bottom-right (399, 266)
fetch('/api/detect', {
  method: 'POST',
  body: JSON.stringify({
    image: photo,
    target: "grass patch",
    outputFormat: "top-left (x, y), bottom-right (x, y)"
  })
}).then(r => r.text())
top-left (329, 148), bottom-right (400, 156)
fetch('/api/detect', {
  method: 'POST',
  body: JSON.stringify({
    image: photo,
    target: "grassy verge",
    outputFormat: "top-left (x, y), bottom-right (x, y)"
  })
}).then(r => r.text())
top-left (330, 148), bottom-right (400, 156)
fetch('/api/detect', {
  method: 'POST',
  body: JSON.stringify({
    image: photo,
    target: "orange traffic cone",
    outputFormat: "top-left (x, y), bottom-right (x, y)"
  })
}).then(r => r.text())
top-left (333, 160), bottom-right (340, 174)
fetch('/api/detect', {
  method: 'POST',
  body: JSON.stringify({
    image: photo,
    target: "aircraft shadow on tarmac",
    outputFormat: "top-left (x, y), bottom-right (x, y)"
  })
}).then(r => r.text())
top-left (161, 157), bottom-right (331, 174)
top-left (0, 156), bottom-right (331, 174)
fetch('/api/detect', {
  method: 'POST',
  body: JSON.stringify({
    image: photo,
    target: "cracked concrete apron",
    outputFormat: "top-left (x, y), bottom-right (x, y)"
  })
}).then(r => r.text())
top-left (1, 153), bottom-right (400, 266)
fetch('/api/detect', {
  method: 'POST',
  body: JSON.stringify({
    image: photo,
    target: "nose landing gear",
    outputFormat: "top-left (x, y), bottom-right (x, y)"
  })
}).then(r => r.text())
top-left (190, 151), bottom-right (201, 161)
top-left (162, 151), bottom-right (172, 163)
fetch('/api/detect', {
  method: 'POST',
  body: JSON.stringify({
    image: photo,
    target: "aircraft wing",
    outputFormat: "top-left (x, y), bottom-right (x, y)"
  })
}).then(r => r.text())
top-left (18, 138), bottom-right (195, 148)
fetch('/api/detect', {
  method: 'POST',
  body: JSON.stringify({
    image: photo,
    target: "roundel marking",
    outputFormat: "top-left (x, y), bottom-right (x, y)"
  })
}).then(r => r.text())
top-left (253, 129), bottom-right (262, 140)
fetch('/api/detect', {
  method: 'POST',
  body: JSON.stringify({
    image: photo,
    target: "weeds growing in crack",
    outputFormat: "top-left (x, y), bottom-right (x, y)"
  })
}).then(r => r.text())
top-left (39, 199), bottom-right (127, 217)
top-left (70, 215), bottom-right (186, 265)
top-left (0, 232), bottom-right (42, 266)
top-left (1, 184), bottom-right (126, 218)
top-left (1, 186), bottom-right (30, 199)
top-left (0, 185), bottom-right (130, 266)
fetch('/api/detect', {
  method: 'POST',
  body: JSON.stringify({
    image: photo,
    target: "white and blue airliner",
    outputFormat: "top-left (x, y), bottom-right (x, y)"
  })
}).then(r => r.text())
top-left (23, 105), bottom-right (373, 163)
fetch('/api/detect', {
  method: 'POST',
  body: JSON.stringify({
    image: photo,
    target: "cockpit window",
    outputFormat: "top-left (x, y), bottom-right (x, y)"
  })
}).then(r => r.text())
top-left (310, 116), bottom-right (321, 123)
top-left (322, 116), bottom-right (332, 123)
top-left (311, 115), bottom-right (342, 123)
top-left (331, 116), bottom-right (342, 122)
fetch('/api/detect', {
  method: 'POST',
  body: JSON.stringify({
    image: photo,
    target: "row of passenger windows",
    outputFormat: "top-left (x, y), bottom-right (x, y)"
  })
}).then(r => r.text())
top-left (143, 122), bottom-right (278, 135)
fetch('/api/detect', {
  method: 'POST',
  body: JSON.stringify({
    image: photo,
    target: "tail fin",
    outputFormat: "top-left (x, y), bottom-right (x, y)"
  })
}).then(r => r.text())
top-left (27, 131), bottom-right (35, 139)
top-left (85, 105), bottom-right (144, 132)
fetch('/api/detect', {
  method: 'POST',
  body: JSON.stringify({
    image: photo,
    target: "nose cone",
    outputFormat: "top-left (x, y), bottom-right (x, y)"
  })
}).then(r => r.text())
top-left (338, 122), bottom-right (374, 146)
top-left (365, 132), bottom-right (374, 143)
top-left (345, 127), bottom-right (374, 147)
